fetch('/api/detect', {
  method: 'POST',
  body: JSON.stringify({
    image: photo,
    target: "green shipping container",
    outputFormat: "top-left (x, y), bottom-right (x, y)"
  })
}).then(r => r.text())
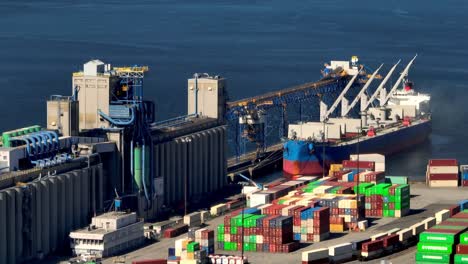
top-left (187, 242), bottom-right (200, 252)
top-left (420, 232), bottom-right (458, 244)
top-left (376, 183), bottom-right (392, 195)
top-left (455, 254), bottom-right (468, 263)
top-left (217, 233), bottom-right (224, 242)
top-left (415, 252), bottom-right (451, 263)
top-left (249, 235), bottom-right (256, 243)
top-left (217, 224), bottom-right (224, 233)
top-left (417, 242), bottom-right (453, 254)
top-left (385, 176), bottom-right (408, 184)
top-left (389, 210), bottom-right (395, 217)
top-left (461, 232), bottom-right (468, 244)
top-left (230, 226), bottom-right (237, 234)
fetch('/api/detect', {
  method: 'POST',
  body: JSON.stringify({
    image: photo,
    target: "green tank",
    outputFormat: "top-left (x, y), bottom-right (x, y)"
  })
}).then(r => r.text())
top-left (133, 146), bottom-right (142, 191)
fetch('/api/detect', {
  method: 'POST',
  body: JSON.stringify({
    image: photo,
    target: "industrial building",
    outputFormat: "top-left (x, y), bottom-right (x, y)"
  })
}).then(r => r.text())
top-left (69, 212), bottom-right (144, 258)
top-left (0, 60), bottom-right (228, 263)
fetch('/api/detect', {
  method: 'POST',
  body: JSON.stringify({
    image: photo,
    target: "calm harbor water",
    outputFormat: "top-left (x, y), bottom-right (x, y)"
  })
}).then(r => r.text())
top-left (1, 0), bottom-right (468, 179)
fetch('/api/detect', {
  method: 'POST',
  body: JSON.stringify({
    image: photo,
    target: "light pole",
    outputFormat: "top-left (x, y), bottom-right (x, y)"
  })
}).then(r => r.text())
top-left (322, 120), bottom-right (326, 178)
top-left (181, 137), bottom-right (192, 216)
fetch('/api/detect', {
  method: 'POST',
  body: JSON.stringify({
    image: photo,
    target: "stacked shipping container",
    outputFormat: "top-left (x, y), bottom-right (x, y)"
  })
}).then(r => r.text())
top-left (216, 210), bottom-right (299, 253)
top-left (170, 237), bottom-right (209, 264)
top-left (455, 231), bottom-right (468, 263)
top-left (360, 183), bottom-right (410, 218)
top-left (426, 159), bottom-right (459, 187)
top-left (461, 165), bottom-right (468, 187)
top-left (415, 209), bottom-right (468, 264)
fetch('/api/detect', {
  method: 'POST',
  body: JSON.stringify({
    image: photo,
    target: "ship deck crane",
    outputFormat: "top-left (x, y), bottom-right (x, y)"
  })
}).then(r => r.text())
top-left (362, 60), bottom-right (401, 111)
top-left (321, 68), bottom-right (362, 122)
top-left (380, 54), bottom-right (418, 106)
top-left (341, 64), bottom-right (384, 117)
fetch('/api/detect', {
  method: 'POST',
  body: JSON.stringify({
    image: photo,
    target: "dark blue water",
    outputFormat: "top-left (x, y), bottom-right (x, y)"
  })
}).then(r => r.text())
top-left (1, 0), bottom-right (468, 178)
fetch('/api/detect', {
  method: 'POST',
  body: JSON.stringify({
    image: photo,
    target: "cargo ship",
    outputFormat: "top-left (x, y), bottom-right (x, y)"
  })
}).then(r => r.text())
top-left (283, 55), bottom-right (431, 175)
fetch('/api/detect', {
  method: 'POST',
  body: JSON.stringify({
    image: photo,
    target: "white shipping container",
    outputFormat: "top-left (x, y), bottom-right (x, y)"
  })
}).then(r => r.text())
top-left (297, 176), bottom-right (318, 182)
top-left (435, 209), bottom-right (450, 224)
top-left (358, 220), bottom-right (368, 231)
top-left (397, 228), bottom-right (413, 242)
top-left (350, 153), bottom-right (385, 162)
top-left (410, 222), bottom-right (425, 236)
top-left (370, 232), bottom-right (388, 241)
top-left (428, 166), bottom-right (459, 174)
top-left (429, 180), bottom-right (459, 188)
top-left (210, 203), bottom-right (227, 216)
top-left (423, 217), bottom-right (436, 229)
top-left (350, 153), bottom-right (385, 171)
top-left (302, 248), bottom-right (329, 261)
top-left (387, 228), bottom-right (401, 235)
top-left (249, 193), bottom-right (271, 207)
top-left (328, 242), bottom-right (353, 256)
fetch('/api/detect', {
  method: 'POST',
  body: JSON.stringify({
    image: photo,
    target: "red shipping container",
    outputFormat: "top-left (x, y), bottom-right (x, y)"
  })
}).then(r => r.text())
top-left (257, 243), bottom-right (263, 252)
top-left (448, 205), bottom-right (461, 217)
top-left (383, 234), bottom-right (399, 247)
top-left (463, 180), bottom-right (468, 187)
top-left (362, 240), bottom-right (384, 252)
top-left (439, 221), bottom-right (468, 227)
top-left (343, 160), bottom-right (375, 170)
top-left (428, 174), bottom-right (459, 180)
top-left (453, 212), bottom-right (468, 219)
top-left (457, 244), bottom-right (468, 254)
top-left (132, 260), bottom-right (167, 264)
top-left (429, 159), bottom-right (458, 166)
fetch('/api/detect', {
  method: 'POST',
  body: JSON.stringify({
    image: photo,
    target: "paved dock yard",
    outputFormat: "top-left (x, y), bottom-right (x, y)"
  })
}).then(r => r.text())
top-left (46, 183), bottom-right (466, 264)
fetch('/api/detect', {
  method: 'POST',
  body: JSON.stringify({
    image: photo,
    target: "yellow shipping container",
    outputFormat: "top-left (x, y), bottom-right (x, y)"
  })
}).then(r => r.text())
top-left (330, 224), bottom-right (345, 233)
top-left (186, 252), bottom-right (195, 260)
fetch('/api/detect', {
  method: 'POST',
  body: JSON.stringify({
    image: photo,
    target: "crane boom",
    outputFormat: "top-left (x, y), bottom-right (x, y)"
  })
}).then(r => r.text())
top-left (324, 71), bottom-right (360, 120)
top-left (381, 54), bottom-right (418, 106)
top-left (342, 64), bottom-right (383, 117)
top-left (363, 60), bottom-right (401, 110)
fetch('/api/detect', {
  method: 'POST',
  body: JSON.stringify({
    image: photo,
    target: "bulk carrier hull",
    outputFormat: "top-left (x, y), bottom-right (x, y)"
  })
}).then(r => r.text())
top-left (283, 119), bottom-right (431, 175)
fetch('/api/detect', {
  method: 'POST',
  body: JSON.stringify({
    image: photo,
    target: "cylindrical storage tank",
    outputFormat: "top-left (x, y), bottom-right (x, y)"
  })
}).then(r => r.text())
top-left (144, 145), bottom-right (151, 191)
top-left (48, 178), bottom-right (58, 252)
top-left (0, 192), bottom-right (7, 264)
top-left (72, 171), bottom-right (81, 229)
top-left (81, 168), bottom-right (90, 225)
top-left (97, 164), bottom-right (104, 211)
top-left (134, 146), bottom-right (143, 191)
top-left (170, 141), bottom-right (177, 203)
top-left (14, 187), bottom-right (23, 261)
top-left (40, 180), bottom-right (50, 255)
top-left (64, 174), bottom-right (73, 236)
top-left (56, 176), bottom-right (66, 248)
top-left (202, 132), bottom-right (209, 194)
top-left (208, 130), bottom-right (216, 192)
top-left (6, 189), bottom-right (16, 263)
top-left (32, 182), bottom-right (42, 255)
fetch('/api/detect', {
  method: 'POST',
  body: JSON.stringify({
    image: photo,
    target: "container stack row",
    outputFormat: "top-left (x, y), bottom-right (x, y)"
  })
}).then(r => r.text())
top-left (415, 209), bottom-right (468, 264)
top-left (169, 237), bottom-right (209, 264)
top-left (426, 159), bottom-right (459, 187)
top-left (194, 229), bottom-right (215, 254)
top-left (248, 176), bottom-right (317, 207)
top-left (319, 196), bottom-right (363, 232)
top-left (216, 210), bottom-right (299, 253)
top-left (359, 183), bottom-right (410, 218)
top-left (461, 165), bottom-right (468, 187)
